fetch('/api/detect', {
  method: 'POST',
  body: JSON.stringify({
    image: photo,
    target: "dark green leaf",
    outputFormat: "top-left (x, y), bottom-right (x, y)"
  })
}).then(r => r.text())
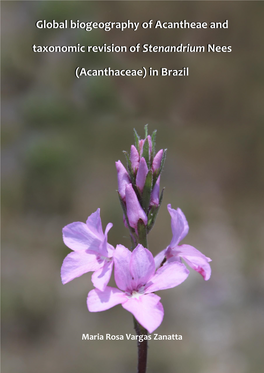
top-left (142, 170), bottom-right (153, 212)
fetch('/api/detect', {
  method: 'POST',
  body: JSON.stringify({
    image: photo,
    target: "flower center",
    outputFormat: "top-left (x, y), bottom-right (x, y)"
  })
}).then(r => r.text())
top-left (127, 286), bottom-right (145, 299)
top-left (130, 291), bottom-right (142, 300)
top-left (98, 255), bottom-right (112, 263)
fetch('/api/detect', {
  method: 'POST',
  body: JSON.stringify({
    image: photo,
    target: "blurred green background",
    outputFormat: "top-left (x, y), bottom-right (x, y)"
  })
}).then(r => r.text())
top-left (2, 1), bottom-right (264, 373)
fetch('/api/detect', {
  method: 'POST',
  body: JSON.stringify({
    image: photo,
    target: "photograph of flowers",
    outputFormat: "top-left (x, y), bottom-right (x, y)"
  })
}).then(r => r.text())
top-left (2, 1), bottom-right (264, 373)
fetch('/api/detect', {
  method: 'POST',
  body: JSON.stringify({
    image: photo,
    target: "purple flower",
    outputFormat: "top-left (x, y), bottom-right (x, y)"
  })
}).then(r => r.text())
top-left (152, 149), bottom-right (163, 173)
top-left (61, 208), bottom-right (115, 291)
top-left (115, 160), bottom-right (131, 200)
top-left (87, 244), bottom-right (189, 333)
top-left (130, 145), bottom-right (140, 172)
top-left (155, 205), bottom-right (212, 280)
top-left (136, 157), bottom-right (149, 192)
top-left (125, 184), bottom-right (147, 232)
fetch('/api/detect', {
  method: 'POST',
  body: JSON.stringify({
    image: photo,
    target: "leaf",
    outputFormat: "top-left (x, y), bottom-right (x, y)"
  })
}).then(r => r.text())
top-left (141, 170), bottom-right (153, 212)
top-left (133, 128), bottom-right (140, 152)
top-left (142, 138), bottom-right (150, 167)
top-left (151, 130), bottom-right (157, 161)
top-left (144, 124), bottom-right (148, 138)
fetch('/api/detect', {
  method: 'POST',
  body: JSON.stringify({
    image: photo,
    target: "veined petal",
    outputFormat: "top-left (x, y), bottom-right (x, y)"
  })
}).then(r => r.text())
top-left (85, 208), bottom-right (104, 239)
top-left (122, 293), bottom-right (164, 333)
top-left (130, 245), bottom-right (155, 289)
top-left (116, 160), bottom-right (131, 200)
top-left (92, 260), bottom-right (114, 291)
top-left (125, 184), bottom-right (147, 231)
top-left (114, 244), bottom-right (132, 291)
top-left (61, 251), bottom-right (101, 284)
top-left (174, 244), bottom-right (212, 281)
top-left (87, 287), bottom-right (126, 312)
top-left (145, 261), bottom-right (189, 293)
top-left (152, 149), bottom-right (163, 173)
top-left (63, 221), bottom-right (103, 252)
top-left (130, 145), bottom-right (140, 172)
top-left (136, 157), bottom-right (149, 192)
top-left (168, 204), bottom-right (189, 247)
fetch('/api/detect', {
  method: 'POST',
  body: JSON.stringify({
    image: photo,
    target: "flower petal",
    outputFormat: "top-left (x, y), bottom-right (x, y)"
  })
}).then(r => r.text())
top-left (130, 145), bottom-right (140, 172)
top-left (122, 293), bottom-right (164, 333)
top-left (116, 160), bottom-right (131, 200)
top-left (87, 287), bottom-right (126, 312)
top-left (92, 260), bottom-right (114, 291)
top-left (152, 149), bottom-right (163, 173)
top-left (139, 139), bottom-right (145, 156)
top-left (145, 261), bottom-right (189, 293)
top-left (174, 244), bottom-right (212, 281)
top-left (168, 204), bottom-right (189, 247)
top-left (114, 244), bottom-right (132, 291)
top-left (85, 208), bottom-right (104, 239)
top-left (62, 221), bottom-right (101, 252)
top-left (154, 248), bottom-right (167, 269)
top-left (136, 157), bottom-right (149, 192)
top-left (125, 184), bottom-right (147, 231)
top-left (61, 251), bottom-right (101, 284)
top-left (130, 245), bottom-right (155, 289)
top-left (63, 209), bottom-right (105, 252)
top-left (98, 222), bottom-right (113, 257)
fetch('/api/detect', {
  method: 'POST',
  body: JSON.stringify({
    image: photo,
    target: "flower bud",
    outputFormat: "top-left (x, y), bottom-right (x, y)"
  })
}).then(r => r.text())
top-left (136, 157), bottom-right (149, 192)
top-left (115, 160), bottom-right (131, 200)
top-left (152, 149), bottom-right (163, 173)
top-left (130, 145), bottom-right (140, 173)
top-left (125, 184), bottom-right (147, 233)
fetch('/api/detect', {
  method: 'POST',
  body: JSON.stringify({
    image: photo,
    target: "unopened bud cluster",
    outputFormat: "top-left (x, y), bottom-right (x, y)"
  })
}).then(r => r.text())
top-left (116, 125), bottom-right (166, 245)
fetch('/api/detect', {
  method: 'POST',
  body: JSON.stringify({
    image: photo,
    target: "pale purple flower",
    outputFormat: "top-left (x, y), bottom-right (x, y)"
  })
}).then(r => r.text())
top-left (152, 149), bottom-right (163, 173)
top-left (130, 145), bottom-right (140, 172)
top-left (138, 139), bottom-right (145, 156)
top-left (136, 157), bottom-right (149, 192)
top-left (87, 244), bottom-right (189, 333)
top-left (125, 184), bottom-right (147, 232)
top-left (61, 208), bottom-right (115, 291)
top-left (115, 160), bottom-right (131, 200)
top-left (155, 204), bottom-right (212, 280)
